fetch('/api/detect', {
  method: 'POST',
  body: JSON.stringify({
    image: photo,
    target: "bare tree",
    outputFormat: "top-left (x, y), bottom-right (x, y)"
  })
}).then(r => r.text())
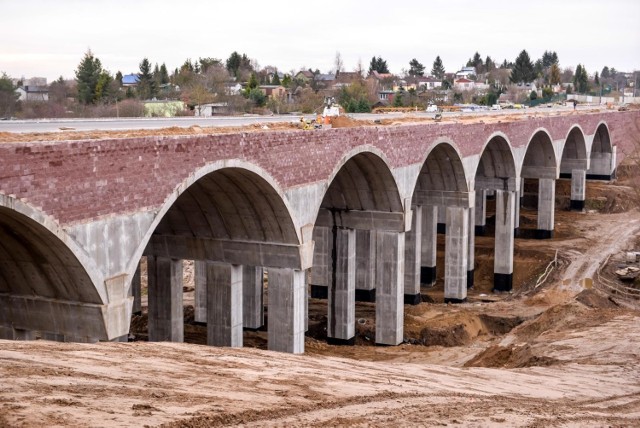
top-left (334, 51), bottom-right (344, 75)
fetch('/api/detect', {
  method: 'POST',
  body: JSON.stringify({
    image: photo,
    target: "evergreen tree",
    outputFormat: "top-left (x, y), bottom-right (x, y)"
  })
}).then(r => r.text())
top-left (485, 56), bottom-right (495, 72)
top-left (159, 63), bottom-right (169, 84)
top-left (573, 64), bottom-right (582, 90)
top-left (368, 56), bottom-right (389, 74)
top-left (431, 55), bottom-right (445, 79)
top-left (272, 72), bottom-right (281, 85)
top-left (137, 57), bottom-right (157, 100)
top-left (226, 51), bottom-right (252, 78)
top-left (573, 64), bottom-right (589, 93)
top-left (0, 72), bottom-right (19, 117)
top-left (467, 52), bottom-right (483, 73)
top-left (75, 50), bottom-right (104, 104)
top-left (408, 58), bottom-right (425, 77)
top-left (115, 71), bottom-right (123, 86)
top-left (282, 74), bottom-right (292, 88)
top-left (594, 71), bottom-right (600, 86)
top-left (601, 66), bottom-right (610, 79)
top-left (541, 50), bottom-right (559, 67)
top-left (94, 71), bottom-right (113, 102)
top-left (509, 50), bottom-right (536, 84)
top-left (549, 63), bottom-right (561, 85)
top-left (244, 72), bottom-right (259, 96)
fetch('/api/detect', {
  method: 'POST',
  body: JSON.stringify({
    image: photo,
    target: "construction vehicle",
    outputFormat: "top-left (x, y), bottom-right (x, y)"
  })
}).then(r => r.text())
top-left (316, 96), bottom-right (341, 128)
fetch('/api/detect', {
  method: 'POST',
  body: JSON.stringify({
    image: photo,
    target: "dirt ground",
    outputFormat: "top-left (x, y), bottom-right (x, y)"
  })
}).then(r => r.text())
top-left (2, 153), bottom-right (640, 427)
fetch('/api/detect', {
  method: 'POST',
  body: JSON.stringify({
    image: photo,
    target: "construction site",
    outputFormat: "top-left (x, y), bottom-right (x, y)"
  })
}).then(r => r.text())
top-left (1, 108), bottom-right (640, 427)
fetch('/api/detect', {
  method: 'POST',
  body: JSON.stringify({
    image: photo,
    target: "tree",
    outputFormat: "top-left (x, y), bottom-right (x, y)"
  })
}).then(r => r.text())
top-left (338, 80), bottom-right (371, 113)
top-left (408, 58), bottom-right (425, 77)
top-left (530, 90), bottom-right (538, 100)
top-left (549, 63), bottom-right (561, 85)
top-left (541, 50), bottom-right (559, 67)
top-left (75, 50), bottom-right (104, 104)
top-left (485, 56), bottom-right (495, 72)
top-left (94, 71), bottom-right (113, 102)
top-left (601, 66), bottom-right (610, 79)
top-left (137, 58), bottom-right (157, 100)
top-left (431, 56), bottom-right (445, 79)
top-left (368, 56), bottom-right (389, 74)
top-left (467, 52), bottom-right (483, 73)
top-left (226, 51), bottom-right (252, 78)
top-left (199, 57), bottom-right (221, 74)
top-left (594, 71), bottom-right (600, 86)
top-left (573, 64), bottom-right (589, 93)
top-left (245, 72), bottom-right (259, 96)
top-left (282, 74), bottom-right (292, 87)
top-left (510, 50), bottom-right (536, 84)
top-left (0, 73), bottom-right (19, 117)
top-left (334, 51), bottom-right (344, 74)
top-left (272, 72), bottom-right (281, 85)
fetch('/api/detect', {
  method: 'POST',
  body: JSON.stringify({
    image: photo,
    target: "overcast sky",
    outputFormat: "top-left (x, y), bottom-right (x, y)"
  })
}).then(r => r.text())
top-left (1, 0), bottom-right (639, 82)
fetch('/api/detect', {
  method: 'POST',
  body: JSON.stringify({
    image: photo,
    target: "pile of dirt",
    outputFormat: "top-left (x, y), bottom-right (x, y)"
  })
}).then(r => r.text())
top-left (574, 288), bottom-right (620, 309)
top-left (464, 343), bottom-right (560, 368)
top-left (330, 116), bottom-right (368, 128)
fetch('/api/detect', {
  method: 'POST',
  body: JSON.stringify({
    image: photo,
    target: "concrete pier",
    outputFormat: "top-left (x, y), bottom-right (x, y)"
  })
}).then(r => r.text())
top-left (467, 206), bottom-right (475, 289)
top-left (404, 205), bottom-right (422, 304)
top-left (570, 169), bottom-right (586, 211)
top-left (242, 265), bottom-right (264, 330)
top-left (194, 260), bottom-right (207, 324)
top-left (375, 231), bottom-right (405, 346)
top-left (268, 268), bottom-right (305, 354)
top-left (494, 190), bottom-right (516, 291)
top-left (444, 207), bottom-right (468, 303)
top-left (327, 228), bottom-right (356, 345)
top-left (420, 205), bottom-right (438, 286)
top-left (147, 256), bottom-right (184, 342)
top-left (131, 263), bottom-right (142, 315)
top-left (310, 226), bottom-right (331, 299)
top-left (474, 189), bottom-right (487, 235)
top-left (355, 229), bottom-right (377, 302)
top-left (206, 262), bottom-right (243, 347)
top-left (536, 178), bottom-right (556, 239)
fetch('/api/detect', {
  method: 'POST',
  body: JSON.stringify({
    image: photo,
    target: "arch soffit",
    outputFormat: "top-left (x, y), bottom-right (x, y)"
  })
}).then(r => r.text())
top-left (471, 131), bottom-right (517, 179)
top-left (561, 124), bottom-right (588, 160)
top-left (519, 127), bottom-right (558, 176)
top-left (591, 121), bottom-right (613, 154)
top-left (127, 159), bottom-right (301, 278)
top-left (0, 193), bottom-right (108, 304)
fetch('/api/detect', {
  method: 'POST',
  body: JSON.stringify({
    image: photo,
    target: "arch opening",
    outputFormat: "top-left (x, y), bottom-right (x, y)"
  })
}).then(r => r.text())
top-left (587, 123), bottom-right (614, 180)
top-left (560, 127), bottom-right (588, 176)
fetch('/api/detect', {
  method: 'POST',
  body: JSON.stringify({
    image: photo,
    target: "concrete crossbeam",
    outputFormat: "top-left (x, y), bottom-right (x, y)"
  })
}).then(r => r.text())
top-left (315, 208), bottom-right (409, 232)
top-left (413, 190), bottom-right (474, 208)
top-left (475, 176), bottom-right (519, 191)
top-left (521, 165), bottom-right (558, 179)
top-left (146, 235), bottom-right (313, 270)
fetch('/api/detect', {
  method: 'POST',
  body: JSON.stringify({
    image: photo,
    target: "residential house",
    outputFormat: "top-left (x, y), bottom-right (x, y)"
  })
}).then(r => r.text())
top-left (455, 66), bottom-right (476, 79)
top-left (415, 76), bottom-right (442, 90)
top-left (259, 85), bottom-right (287, 99)
top-left (16, 86), bottom-right (49, 102)
top-left (454, 78), bottom-right (476, 91)
top-left (295, 70), bottom-right (314, 83)
top-left (122, 74), bottom-right (140, 87)
top-left (194, 102), bottom-right (229, 117)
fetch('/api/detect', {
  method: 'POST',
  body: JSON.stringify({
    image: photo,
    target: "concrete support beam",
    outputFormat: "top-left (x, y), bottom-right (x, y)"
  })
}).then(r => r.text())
top-left (146, 235), bottom-right (313, 271)
top-left (475, 189), bottom-right (487, 235)
top-left (310, 226), bottom-right (331, 299)
top-left (467, 206), bottom-right (475, 289)
top-left (194, 260), bottom-right (207, 323)
top-left (444, 207), bottom-right (468, 303)
top-left (515, 179), bottom-right (522, 235)
top-left (267, 268), bottom-right (305, 354)
top-left (130, 263), bottom-right (142, 315)
top-left (147, 256), bottom-right (183, 342)
top-left (536, 178), bottom-right (555, 239)
top-left (437, 205), bottom-right (446, 234)
top-left (327, 228), bottom-right (356, 345)
top-left (561, 158), bottom-right (589, 174)
top-left (315, 208), bottom-right (409, 232)
top-left (243, 265), bottom-right (264, 330)
top-left (404, 205), bottom-right (422, 304)
top-left (421, 204), bottom-right (438, 286)
top-left (206, 262), bottom-right (243, 347)
top-left (494, 190), bottom-right (516, 292)
top-left (587, 151), bottom-right (614, 180)
top-left (375, 231), bottom-right (405, 346)
top-left (570, 169), bottom-right (586, 211)
top-left (413, 190), bottom-right (473, 208)
top-left (521, 166), bottom-right (558, 180)
top-left (355, 229), bottom-right (376, 302)
top-left (475, 176), bottom-right (519, 191)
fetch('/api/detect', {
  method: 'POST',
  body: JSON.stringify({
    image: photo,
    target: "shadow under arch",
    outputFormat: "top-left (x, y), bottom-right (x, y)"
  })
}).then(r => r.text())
top-left (587, 122), bottom-right (614, 180)
top-left (560, 125), bottom-right (588, 177)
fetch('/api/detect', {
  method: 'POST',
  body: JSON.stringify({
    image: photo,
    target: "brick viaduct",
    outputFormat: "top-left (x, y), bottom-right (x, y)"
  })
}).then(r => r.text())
top-left (0, 110), bottom-right (637, 353)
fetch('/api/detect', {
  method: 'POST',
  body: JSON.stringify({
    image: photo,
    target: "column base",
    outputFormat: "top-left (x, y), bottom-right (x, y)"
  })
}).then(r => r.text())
top-left (437, 223), bottom-right (446, 234)
top-left (570, 200), bottom-right (585, 211)
top-left (467, 270), bottom-right (474, 289)
top-left (404, 293), bottom-right (421, 305)
top-left (193, 321), bottom-right (207, 327)
top-left (586, 174), bottom-right (612, 181)
top-left (327, 336), bottom-right (356, 346)
top-left (420, 266), bottom-right (436, 286)
top-left (559, 172), bottom-right (572, 179)
top-left (444, 297), bottom-right (467, 304)
top-left (310, 285), bottom-right (328, 299)
top-left (243, 326), bottom-right (262, 332)
top-left (535, 229), bottom-right (554, 239)
top-left (493, 273), bottom-right (513, 292)
top-left (475, 225), bottom-right (487, 236)
top-left (355, 288), bottom-right (376, 302)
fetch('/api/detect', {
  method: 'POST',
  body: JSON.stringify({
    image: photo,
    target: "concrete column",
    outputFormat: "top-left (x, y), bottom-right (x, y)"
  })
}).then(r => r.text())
top-left (206, 262), bottom-right (243, 347)
top-left (310, 226), bottom-right (331, 299)
top-left (421, 204), bottom-right (438, 286)
top-left (194, 260), bottom-right (207, 324)
top-left (444, 206), bottom-right (469, 303)
top-left (570, 169), bottom-right (586, 211)
top-left (514, 178), bottom-right (522, 236)
top-left (304, 269), bottom-right (309, 332)
top-left (494, 190), bottom-right (516, 292)
top-left (375, 231), bottom-right (405, 346)
top-left (404, 205), bottom-right (422, 304)
top-left (0, 326), bottom-right (15, 339)
top-left (327, 228), bottom-right (356, 345)
top-left (42, 332), bottom-right (65, 342)
top-left (14, 329), bottom-right (35, 340)
top-left (147, 256), bottom-right (184, 342)
top-left (130, 263), bottom-right (142, 315)
top-left (436, 205), bottom-right (446, 234)
top-left (268, 268), bottom-right (305, 354)
top-left (355, 229), bottom-right (377, 302)
top-left (536, 178), bottom-right (555, 239)
top-left (467, 206), bottom-right (475, 289)
top-left (474, 189), bottom-right (487, 235)
top-left (242, 265), bottom-right (264, 330)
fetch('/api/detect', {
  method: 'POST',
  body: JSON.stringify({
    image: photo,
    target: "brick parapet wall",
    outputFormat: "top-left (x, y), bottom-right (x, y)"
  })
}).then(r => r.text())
top-left (0, 111), bottom-right (637, 225)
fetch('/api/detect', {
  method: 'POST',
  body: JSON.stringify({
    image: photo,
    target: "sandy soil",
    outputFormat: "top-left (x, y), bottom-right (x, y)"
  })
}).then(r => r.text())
top-left (2, 158), bottom-right (640, 427)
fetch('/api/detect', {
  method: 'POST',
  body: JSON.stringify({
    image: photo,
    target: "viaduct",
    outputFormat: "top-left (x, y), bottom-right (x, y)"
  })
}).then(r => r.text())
top-left (0, 110), bottom-right (637, 354)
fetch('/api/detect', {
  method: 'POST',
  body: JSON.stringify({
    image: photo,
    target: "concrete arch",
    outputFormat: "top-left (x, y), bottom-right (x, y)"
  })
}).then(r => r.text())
top-left (474, 132), bottom-right (517, 181)
top-left (0, 193), bottom-right (106, 304)
top-left (127, 160), bottom-right (301, 278)
top-left (319, 146), bottom-right (404, 213)
top-left (560, 125), bottom-right (589, 174)
top-left (520, 128), bottom-right (558, 179)
top-left (587, 122), bottom-right (614, 180)
top-left (590, 122), bottom-right (613, 154)
top-left (413, 139), bottom-right (469, 196)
